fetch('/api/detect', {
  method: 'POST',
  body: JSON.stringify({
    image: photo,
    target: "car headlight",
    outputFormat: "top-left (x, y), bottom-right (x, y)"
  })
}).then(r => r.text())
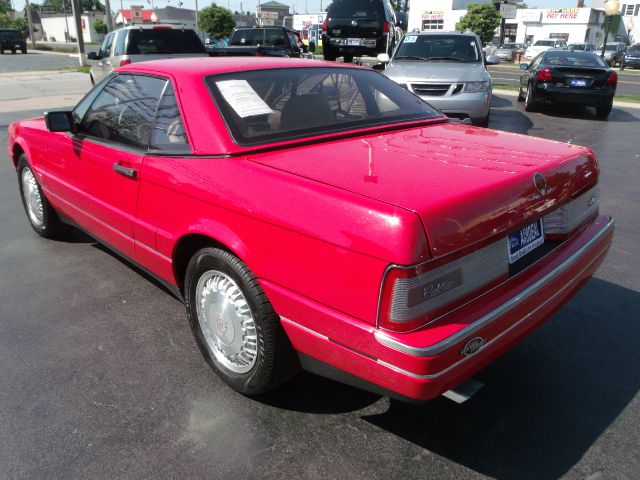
top-left (463, 81), bottom-right (490, 93)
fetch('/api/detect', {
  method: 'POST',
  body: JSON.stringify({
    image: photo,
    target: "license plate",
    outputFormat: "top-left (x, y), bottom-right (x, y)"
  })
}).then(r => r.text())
top-left (347, 38), bottom-right (362, 46)
top-left (570, 79), bottom-right (588, 87)
top-left (508, 219), bottom-right (544, 264)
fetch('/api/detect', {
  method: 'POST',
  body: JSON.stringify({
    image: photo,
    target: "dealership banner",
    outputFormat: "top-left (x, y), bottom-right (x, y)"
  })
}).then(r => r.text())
top-left (542, 8), bottom-right (591, 23)
top-left (421, 10), bottom-right (444, 21)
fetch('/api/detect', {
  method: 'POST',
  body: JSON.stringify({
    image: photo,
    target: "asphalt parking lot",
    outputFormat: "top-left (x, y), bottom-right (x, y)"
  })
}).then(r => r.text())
top-left (1, 72), bottom-right (639, 479)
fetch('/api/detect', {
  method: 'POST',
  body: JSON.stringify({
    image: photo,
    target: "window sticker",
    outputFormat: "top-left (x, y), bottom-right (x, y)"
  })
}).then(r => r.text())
top-left (404, 35), bottom-right (417, 43)
top-left (216, 79), bottom-right (274, 118)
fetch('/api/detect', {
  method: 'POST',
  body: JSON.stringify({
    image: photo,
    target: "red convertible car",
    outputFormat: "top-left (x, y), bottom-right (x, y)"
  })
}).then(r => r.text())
top-left (7, 58), bottom-right (613, 402)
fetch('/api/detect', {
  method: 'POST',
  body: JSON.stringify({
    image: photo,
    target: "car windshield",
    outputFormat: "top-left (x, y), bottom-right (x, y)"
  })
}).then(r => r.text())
top-left (500, 44), bottom-right (518, 50)
top-left (0, 30), bottom-right (19, 39)
top-left (126, 29), bottom-right (205, 55)
top-left (206, 67), bottom-right (442, 146)
top-left (544, 51), bottom-right (608, 67)
top-left (604, 44), bottom-right (619, 51)
top-left (394, 34), bottom-right (481, 63)
top-left (534, 40), bottom-right (555, 47)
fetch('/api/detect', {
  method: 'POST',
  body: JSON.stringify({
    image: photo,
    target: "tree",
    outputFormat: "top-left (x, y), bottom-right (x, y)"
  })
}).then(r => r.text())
top-left (197, 4), bottom-right (235, 38)
top-left (94, 18), bottom-right (107, 37)
top-left (0, 0), bottom-right (11, 15)
top-left (456, 3), bottom-right (501, 45)
top-left (41, 0), bottom-right (104, 13)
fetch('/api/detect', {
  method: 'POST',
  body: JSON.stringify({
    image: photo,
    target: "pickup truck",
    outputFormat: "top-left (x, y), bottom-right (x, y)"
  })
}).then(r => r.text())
top-left (207, 27), bottom-right (313, 58)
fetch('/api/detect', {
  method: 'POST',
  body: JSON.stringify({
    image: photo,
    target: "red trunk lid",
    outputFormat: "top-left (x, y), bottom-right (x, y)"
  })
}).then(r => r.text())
top-left (248, 123), bottom-right (598, 259)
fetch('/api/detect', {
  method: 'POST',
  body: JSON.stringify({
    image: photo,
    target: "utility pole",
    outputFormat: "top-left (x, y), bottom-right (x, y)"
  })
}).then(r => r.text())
top-left (104, 0), bottom-right (115, 31)
top-left (62, 0), bottom-right (71, 43)
top-left (24, 0), bottom-right (36, 47)
top-left (195, 0), bottom-right (199, 35)
top-left (70, 0), bottom-right (86, 66)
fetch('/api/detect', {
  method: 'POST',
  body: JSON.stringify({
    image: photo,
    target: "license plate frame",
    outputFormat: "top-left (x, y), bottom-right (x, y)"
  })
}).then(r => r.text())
top-left (508, 219), bottom-right (545, 264)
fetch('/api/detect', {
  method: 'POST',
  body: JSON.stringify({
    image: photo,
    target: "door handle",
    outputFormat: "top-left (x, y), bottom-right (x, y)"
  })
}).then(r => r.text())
top-left (113, 163), bottom-right (137, 179)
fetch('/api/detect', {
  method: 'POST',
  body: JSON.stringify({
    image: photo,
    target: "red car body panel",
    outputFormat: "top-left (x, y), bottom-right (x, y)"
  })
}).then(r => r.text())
top-left (7, 58), bottom-right (614, 401)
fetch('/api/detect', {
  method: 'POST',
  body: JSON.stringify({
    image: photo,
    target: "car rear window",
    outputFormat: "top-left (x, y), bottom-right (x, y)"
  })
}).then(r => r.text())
top-left (534, 40), bottom-right (555, 47)
top-left (229, 29), bottom-right (286, 47)
top-left (544, 51), bottom-right (608, 67)
top-left (126, 29), bottom-right (205, 55)
top-left (206, 67), bottom-right (442, 146)
top-left (327, 0), bottom-right (384, 19)
top-left (0, 30), bottom-right (19, 39)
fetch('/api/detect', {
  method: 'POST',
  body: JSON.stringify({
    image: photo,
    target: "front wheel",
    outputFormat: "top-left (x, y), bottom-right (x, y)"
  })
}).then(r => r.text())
top-left (524, 82), bottom-right (537, 112)
top-left (17, 155), bottom-right (69, 238)
top-left (184, 247), bottom-right (299, 396)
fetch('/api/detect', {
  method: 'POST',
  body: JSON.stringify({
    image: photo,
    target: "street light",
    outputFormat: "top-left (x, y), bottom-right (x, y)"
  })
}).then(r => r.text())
top-left (601, 0), bottom-right (620, 58)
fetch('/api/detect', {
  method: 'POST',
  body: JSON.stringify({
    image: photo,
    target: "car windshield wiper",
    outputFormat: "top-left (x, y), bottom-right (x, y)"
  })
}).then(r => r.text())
top-left (426, 57), bottom-right (468, 62)
top-left (394, 55), bottom-right (429, 61)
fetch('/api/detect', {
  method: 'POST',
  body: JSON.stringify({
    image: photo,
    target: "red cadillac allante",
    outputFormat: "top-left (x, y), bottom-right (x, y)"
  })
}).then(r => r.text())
top-left (8, 58), bottom-right (613, 402)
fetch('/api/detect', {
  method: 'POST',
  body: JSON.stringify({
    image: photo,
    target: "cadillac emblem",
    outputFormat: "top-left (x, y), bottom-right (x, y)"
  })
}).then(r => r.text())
top-left (461, 337), bottom-right (485, 356)
top-left (533, 172), bottom-right (547, 196)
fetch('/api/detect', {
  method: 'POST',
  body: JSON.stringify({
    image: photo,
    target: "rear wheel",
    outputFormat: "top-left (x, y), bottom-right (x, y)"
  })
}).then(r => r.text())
top-left (342, 54), bottom-right (353, 63)
top-left (21, 46), bottom-right (27, 54)
top-left (524, 82), bottom-right (536, 112)
top-left (17, 155), bottom-right (69, 238)
top-left (323, 46), bottom-right (337, 62)
top-left (517, 84), bottom-right (525, 101)
top-left (184, 247), bottom-right (299, 395)
top-left (595, 98), bottom-right (613, 119)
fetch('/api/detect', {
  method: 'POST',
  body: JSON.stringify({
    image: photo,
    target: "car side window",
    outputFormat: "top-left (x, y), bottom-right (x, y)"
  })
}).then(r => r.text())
top-left (113, 30), bottom-right (126, 56)
top-left (100, 33), bottom-right (114, 58)
top-left (97, 33), bottom-right (110, 58)
top-left (530, 54), bottom-right (543, 69)
top-left (149, 83), bottom-right (192, 154)
top-left (72, 74), bottom-right (113, 124)
top-left (78, 74), bottom-right (167, 150)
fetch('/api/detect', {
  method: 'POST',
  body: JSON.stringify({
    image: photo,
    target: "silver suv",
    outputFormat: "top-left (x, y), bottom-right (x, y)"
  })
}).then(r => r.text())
top-left (88, 25), bottom-right (207, 84)
top-left (378, 31), bottom-right (499, 126)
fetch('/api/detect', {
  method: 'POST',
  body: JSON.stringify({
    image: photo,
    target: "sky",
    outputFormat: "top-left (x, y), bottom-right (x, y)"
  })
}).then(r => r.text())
top-left (10, 0), bottom-right (592, 16)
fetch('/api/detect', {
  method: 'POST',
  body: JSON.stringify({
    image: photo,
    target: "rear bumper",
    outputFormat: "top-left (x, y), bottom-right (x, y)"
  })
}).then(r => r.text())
top-left (535, 84), bottom-right (614, 106)
top-left (322, 34), bottom-right (387, 56)
top-left (267, 215), bottom-right (613, 402)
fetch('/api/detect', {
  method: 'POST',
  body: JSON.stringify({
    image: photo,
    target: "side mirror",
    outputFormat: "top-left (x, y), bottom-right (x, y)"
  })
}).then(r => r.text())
top-left (377, 53), bottom-right (390, 63)
top-left (87, 51), bottom-right (98, 60)
top-left (485, 54), bottom-right (500, 65)
top-left (45, 111), bottom-right (75, 133)
top-left (519, 62), bottom-right (529, 70)
top-left (309, 41), bottom-right (316, 53)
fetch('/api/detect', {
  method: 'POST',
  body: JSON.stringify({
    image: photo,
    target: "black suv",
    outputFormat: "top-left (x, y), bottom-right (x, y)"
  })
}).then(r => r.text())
top-left (322, 0), bottom-right (405, 63)
top-left (0, 28), bottom-right (27, 54)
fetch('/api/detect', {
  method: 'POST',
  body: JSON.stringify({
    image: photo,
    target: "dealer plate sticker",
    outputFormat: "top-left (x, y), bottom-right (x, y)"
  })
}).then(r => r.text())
top-left (508, 219), bottom-right (544, 264)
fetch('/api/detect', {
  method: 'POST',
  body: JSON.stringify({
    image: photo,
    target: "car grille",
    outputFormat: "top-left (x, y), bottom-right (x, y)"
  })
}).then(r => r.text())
top-left (410, 83), bottom-right (461, 97)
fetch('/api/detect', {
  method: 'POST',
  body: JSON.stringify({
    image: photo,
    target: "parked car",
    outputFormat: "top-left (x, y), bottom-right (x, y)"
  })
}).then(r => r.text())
top-left (483, 42), bottom-right (498, 56)
top-left (8, 58), bottom-right (613, 403)
top-left (621, 43), bottom-right (640, 70)
top-left (87, 25), bottom-right (207, 84)
top-left (495, 43), bottom-right (524, 62)
top-left (378, 31), bottom-right (500, 126)
top-left (0, 28), bottom-right (27, 54)
top-left (600, 42), bottom-right (626, 67)
top-left (566, 42), bottom-right (597, 52)
top-left (524, 39), bottom-right (567, 59)
top-left (205, 36), bottom-right (229, 50)
top-left (207, 27), bottom-right (312, 58)
top-left (322, 0), bottom-right (404, 62)
top-left (518, 50), bottom-right (617, 118)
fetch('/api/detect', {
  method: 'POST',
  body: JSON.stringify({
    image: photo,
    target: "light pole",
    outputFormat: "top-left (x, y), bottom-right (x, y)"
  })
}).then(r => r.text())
top-left (600, 0), bottom-right (620, 58)
top-left (626, 18), bottom-right (634, 42)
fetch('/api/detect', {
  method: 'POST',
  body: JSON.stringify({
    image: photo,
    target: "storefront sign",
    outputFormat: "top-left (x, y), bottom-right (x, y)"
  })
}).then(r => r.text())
top-left (500, 4), bottom-right (517, 19)
top-left (293, 13), bottom-right (326, 30)
top-left (131, 5), bottom-right (144, 24)
top-left (520, 9), bottom-right (542, 22)
top-left (542, 8), bottom-right (590, 23)
top-left (422, 10), bottom-right (444, 21)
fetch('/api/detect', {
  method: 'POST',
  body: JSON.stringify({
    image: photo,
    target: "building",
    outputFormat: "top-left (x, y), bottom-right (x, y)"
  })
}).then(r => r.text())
top-left (114, 6), bottom-right (196, 30)
top-left (40, 11), bottom-right (105, 43)
top-left (591, 0), bottom-right (639, 44)
top-left (408, 2), bottom-right (615, 46)
top-left (293, 12), bottom-right (326, 45)
top-left (256, 1), bottom-right (291, 27)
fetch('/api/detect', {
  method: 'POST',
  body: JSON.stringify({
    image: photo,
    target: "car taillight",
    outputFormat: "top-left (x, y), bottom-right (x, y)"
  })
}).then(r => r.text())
top-left (607, 71), bottom-right (617, 89)
top-left (119, 59), bottom-right (131, 67)
top-left (537, 67), bottom-right (552, 82)
top-left (322, 19), bottom-right (327, 34)
top-left (383, 20), bottom-right (390, 33)
top-left (378, 241), bottom-right (508, 332)
top-left (544, 186), bottom-right (599, 238)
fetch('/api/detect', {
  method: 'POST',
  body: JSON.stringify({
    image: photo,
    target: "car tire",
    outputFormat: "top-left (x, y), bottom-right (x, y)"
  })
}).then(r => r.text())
top-left (517, 85), bottom-right (525, 102)
top-left (595, 98), bottom-right (613, 119)
top-left (17, 155), bottom-right (69, 238)
top-left (11, 48), bottom-right (16, 54)
top-left (343, 54), bottom-right (353, 63)
top-left (184, 247), bottom-right (299, 396)
top-left (90, 73), bottom-right (95, 86)
top-left (21, 47), bottom-right (27, 54)
top-left (323, 47), bottom-right (337, 62)
top-left (524, 82), bottom-right (536, 112)
top-left (474, 111), bottom-right (490, 127)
